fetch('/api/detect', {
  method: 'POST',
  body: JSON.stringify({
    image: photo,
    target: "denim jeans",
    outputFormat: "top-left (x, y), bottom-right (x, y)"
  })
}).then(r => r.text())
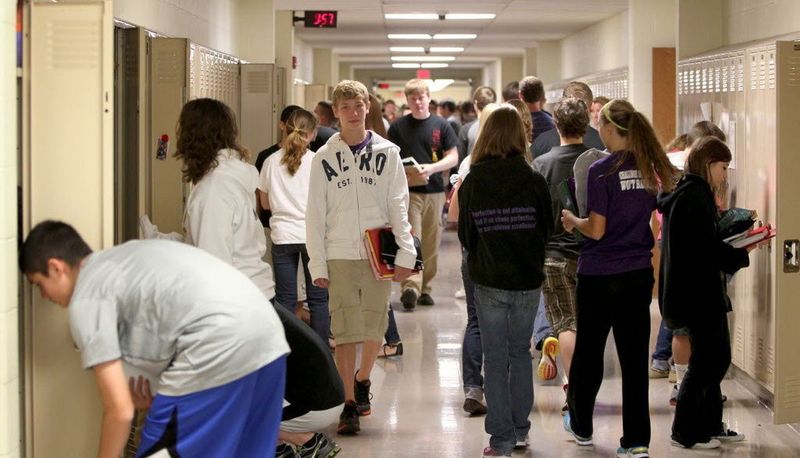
top-left (652, 319), bottom-right (673, 362)
top-left (384, 307), bottom-right (401, 344)
top-left (474, 284), bottom-right (539, 455)
top-left (272, 243), bottom-right (330, 343)
top-left (533, 292), bottom-right (553, 349)
top-left (460, 251), bottom-right (483, 401)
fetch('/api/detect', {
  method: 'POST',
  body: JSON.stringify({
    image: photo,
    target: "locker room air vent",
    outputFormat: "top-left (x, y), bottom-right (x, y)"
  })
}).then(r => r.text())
top-left (46, 19), bottom-right (100, 69)
top-left (247, 71), bottom-right (270, 94)
top-left (155, 50), bottom-right (181, 83)
top-left (786, 56), bottom-right (800, 87)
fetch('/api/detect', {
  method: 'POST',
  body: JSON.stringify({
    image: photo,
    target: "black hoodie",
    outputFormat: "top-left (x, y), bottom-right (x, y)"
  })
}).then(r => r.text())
top-left (657, 174), bottom-right (749, 329)
top-left (458, 154), bottom-right (553, 290)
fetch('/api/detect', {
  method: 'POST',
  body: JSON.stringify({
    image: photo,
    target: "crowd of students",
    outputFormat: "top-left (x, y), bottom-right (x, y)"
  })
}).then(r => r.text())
top-left (18, 74), bottom-right (762, 458)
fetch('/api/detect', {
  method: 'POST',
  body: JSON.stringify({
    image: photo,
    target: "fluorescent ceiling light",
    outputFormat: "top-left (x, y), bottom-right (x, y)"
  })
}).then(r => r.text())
top-left (388, 34), bottom-right (432, 40)
top-left (421, 63), bottom-right (449, 68)
top-left (391, 56), bottom-right (456, 62)
top-left (390, 47), bottom-right (425, 52)
top-left (430, 47), bottom-right (464, 52)
top-left (445, 13), bottom-right (496, 20)
top-left (425, 79), bottom-right (456, 92)
top-left (385, 13), bottom-right (438, 20)
top-left (433, 33), bottom-right (477, 40)
top-left (392, 63), bottom-right (421, 69)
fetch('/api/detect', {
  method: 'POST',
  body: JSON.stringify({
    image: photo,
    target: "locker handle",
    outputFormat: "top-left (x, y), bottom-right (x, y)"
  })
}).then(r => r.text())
top-left (785, 239), bottom-right (799, 273)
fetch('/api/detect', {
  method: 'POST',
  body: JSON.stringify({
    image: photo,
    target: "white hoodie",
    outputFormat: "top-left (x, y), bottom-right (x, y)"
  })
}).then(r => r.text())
top-left (184, 149), bottom-right (276, 299)
top-left (306, 132), bottom-right (417, 280)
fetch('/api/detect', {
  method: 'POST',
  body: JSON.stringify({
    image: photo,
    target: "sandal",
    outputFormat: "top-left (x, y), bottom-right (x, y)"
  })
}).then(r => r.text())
top-left (379, 342), bottom-right (403, 358)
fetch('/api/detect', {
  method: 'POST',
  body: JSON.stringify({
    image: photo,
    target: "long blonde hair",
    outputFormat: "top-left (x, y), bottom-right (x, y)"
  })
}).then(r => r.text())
top-left (600, 99), bottom-right (678, 192)
top-left (281, 109), bottom-right (318, 176)
top-left (471, 104), bottom-right (528, 165)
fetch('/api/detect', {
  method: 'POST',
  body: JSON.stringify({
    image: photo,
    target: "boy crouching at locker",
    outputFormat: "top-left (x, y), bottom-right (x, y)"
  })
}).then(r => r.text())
top-left (20, 221), bottom-right (290, 457)
top-left (305, 80), bottom-right (417, 434)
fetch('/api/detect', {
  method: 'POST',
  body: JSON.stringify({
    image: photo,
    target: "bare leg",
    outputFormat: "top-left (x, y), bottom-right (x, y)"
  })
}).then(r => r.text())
top-left (558, 330), bottom-right (577, 378)
top-left (336, 343), bottom-right (357, 401)
top-left (672, 334), bottom-right (691, 365)
top-left (279, 430), bottom-right (314, 446)
top-left (357, 340), bottom-right (381, 381)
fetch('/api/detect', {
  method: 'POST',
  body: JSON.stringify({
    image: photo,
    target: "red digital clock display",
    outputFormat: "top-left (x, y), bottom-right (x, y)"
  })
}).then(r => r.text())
top-left (304, 11), bottom-right (338, 28)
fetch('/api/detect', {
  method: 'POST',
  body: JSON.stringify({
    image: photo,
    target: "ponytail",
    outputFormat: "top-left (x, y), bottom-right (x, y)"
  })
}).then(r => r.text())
top-left (281, 109), bottom-right (318, 176)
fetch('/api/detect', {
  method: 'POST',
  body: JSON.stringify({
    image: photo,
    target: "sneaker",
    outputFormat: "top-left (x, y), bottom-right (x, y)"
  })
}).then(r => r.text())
top-left (455, 288), bottom-right (466, 299)
top-left (276, 443), bottom-right (299, 458)
top-left (514, 434), bottom-right (529, 449)
top-left (400, 289), bottom-right (418, 311)
top-left (354, 372), bottom-right (372, 416)
top-left (537, 336), bottom-right (559, 380)
top-left (562, 413), bottom-right (592, 446)
top-left (295, 433), bottom-right (341, 458)
top-left (463, 398), bottom-right (487, 416)
top-left (417, 293), bottom-right (435, 306)
top-left (668, 365), bottom-right (677, 383)
top-left (649, 359), bottom-right (670, 378)
top-left (561, 384), bottom-right (569, 416)
top-left (669, 385), bottom-right (679, 406)
top-left (337, 401), bottom-right (360, 435)
top-left (671, 438), bottom-right (721, 449)
top-left (481, 446), bottom-right (511, 457)
top-left (616, 446), bottom-right (649, 457)
top-left (712, 423), bottom-right (745, 442)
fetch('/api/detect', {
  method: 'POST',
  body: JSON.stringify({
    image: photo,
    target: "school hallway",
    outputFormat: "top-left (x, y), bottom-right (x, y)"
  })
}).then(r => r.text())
top-left (331, 230), bottom-right (800, 457)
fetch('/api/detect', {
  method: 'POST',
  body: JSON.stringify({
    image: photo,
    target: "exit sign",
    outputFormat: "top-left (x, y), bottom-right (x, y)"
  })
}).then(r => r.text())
top-left (416, 69), bottom-right (431, 79)
top-left (304, 11), bottom-right (337, 28)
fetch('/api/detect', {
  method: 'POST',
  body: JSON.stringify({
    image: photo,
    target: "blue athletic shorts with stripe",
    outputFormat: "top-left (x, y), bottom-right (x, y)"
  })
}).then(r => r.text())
top-left (137, 356), bottom-right (287, 457)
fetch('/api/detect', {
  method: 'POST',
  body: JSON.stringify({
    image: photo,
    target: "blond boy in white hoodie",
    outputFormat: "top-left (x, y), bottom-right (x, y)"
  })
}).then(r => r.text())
top-left (306, 80), bottom-right (417, 435)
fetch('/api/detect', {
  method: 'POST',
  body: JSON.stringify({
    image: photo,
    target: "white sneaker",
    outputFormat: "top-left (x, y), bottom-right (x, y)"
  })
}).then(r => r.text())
top-left (713, 423), bottom-right (745, 442)
top-left (514, 434), bottom-right (529, 448)
top-left (455, 288), bottom-right (466, 299)
top-left (671, 438), bottom-right (721, 449)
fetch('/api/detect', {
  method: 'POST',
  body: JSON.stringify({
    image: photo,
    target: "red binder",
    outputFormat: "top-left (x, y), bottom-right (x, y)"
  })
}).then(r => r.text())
top-left (364, 227), bottom-right (423, 281)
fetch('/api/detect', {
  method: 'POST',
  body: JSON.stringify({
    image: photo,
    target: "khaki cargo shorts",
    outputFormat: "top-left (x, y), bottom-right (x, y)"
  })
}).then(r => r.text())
top-left (328, 260), bottom-right (391, 345)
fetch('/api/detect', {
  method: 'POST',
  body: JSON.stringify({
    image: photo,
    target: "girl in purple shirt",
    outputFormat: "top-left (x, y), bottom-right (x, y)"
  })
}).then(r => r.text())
top-left (560, 100), bottom-right (678, 458)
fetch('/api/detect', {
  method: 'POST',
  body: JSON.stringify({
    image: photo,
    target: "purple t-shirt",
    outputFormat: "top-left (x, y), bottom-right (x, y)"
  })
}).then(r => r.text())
top-left (577, 154), bottom-right (656, 275)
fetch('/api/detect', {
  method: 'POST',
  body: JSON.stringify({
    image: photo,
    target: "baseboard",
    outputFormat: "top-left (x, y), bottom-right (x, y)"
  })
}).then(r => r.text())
top-left (730, 364), bottom-right (774, 411)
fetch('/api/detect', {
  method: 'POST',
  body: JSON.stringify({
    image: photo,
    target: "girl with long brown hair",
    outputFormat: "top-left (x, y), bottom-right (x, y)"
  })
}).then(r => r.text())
top-left (257, 109), bottom-right (331, 344)
top-left (560, 99), bottom-right (678, 457)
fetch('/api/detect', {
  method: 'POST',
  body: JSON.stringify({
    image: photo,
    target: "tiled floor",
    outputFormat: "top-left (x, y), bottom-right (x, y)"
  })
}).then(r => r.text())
top-left (330, 231), bottom-right (800, 457)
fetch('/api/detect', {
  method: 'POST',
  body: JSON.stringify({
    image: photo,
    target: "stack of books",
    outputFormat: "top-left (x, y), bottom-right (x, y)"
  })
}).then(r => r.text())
top-left (364, 227), bottom-right (423, 281)
top-left (723, 223), bottom-right (777, 249)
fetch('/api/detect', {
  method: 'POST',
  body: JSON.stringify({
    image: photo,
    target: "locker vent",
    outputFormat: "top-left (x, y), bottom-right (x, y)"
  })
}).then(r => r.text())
top-left (783, 377), bottom-right (800, 408)
top-left (737, 57), bottom-right (744, 92)
top-left (786, 56), bottom-right (800, 87)
top-left (247, 71), bottom-right (270, 94)
top-left (768, 52), bottom-right (776, 89)
top-left (155, 50), bottom-right (181, 83)
top-left (734, 324), bottom-right (745, 361)
top-left (46, 19), bottom-right (100, 69)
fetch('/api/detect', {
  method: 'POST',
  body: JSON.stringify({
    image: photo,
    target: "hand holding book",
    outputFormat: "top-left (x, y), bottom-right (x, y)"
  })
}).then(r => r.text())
top-left (724, 223), bottom-right (777, 250)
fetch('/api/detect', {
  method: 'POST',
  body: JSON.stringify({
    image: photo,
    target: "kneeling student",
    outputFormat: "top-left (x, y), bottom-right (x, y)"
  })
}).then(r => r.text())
top-left (20, 221), bottom-right (289, 458)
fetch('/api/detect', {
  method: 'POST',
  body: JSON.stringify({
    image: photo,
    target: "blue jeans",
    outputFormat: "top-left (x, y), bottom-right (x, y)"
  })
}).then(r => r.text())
top-left (533, 292), bottom-right (553, 349)
top-left (474, 284), bottom-right (539, 455)
top-left (460, 251), bottom-right (483, 401)
top-left (385, 307), bottom-right (401, 344)
top-left (272, 243), bottom-right (330, 343)
top-left (652, 319), bottom-right (673, 362)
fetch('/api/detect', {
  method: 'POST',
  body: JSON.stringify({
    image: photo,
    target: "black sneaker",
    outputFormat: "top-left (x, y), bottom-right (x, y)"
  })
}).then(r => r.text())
top-left (400, 289), bottom-right (418, 310)
top-left (463, 398), bottom-right (487, 416)
top-left (354, 372), bottom-right (372, 416)
top-left (296, 432), bottom-right (341, 457)
top-left (337, 401), bottom-right (360, 435)
top-left (276, 442), bottom-right (299, 457)
top-left (417, 293), bottom-right (435, 306)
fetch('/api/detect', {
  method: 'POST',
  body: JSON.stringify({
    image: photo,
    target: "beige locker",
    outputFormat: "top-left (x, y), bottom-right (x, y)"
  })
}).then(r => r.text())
top-left (148, 38), bottom-right (189, 235)
top-left (304, 84), bottom-right (328, 111)
top-left (240, 63), bottom-right (276, 161)
top-left (190, 44), bottom-right (241, 118)
top-left (545, 68), bottom-right (629, 111)
top-left (23, 0), bottom-right (114, 455)
top-left (275, 66), bottom-right (287, 142)
top-left (294, 83), bottom-right (307, 114)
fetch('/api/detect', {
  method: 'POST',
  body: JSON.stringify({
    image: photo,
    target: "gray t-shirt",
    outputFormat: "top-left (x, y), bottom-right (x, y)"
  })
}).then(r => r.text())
top-left (573, 148), bottom-right (610, 217)
top-left (69, 239), bottom-right (289, 396)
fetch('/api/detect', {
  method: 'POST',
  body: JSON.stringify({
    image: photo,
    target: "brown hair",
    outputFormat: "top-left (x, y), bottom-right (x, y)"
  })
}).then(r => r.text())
top-left (600, 99), bottom-right (678, 193)
top-left (472, 104), bottom-right (528, 165)
top-left (593, 96), bottom-right (611, 107)
top-left (507, 99), bottom-right (533, 148)
top-left (687, 120), bottom-right (726, 146)
top-left (519, 76), bottom-right (545, 104)
top-left (472, 86), bottom-right (497, 111)
top-left (366, 94), bottom-right (387, 136)
top-left (665, 133), bottom-right (689, 152)
top-left (404, 78), bottom-right (430, 97)
top-left (281, 109), bottom-right (318, 176)
top-left (685, 136), bottom-right (732, 188)
top-left (332, 80), bottom-right (370, 107)
top-left (562, 81), bottom-right (593, 110)
top-left (175, 98), bottom-right (249, 184)
top-left (553, 97), bottom-right (589, 139)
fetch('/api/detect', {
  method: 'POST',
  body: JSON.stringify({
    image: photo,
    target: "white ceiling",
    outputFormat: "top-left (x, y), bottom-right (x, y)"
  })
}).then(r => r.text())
top-left (275, 0), bottom-right (628, 68)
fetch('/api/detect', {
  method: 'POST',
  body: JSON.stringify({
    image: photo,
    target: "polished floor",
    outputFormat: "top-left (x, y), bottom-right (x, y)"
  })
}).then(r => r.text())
top-left (329, 230), bottom-right (800, 457)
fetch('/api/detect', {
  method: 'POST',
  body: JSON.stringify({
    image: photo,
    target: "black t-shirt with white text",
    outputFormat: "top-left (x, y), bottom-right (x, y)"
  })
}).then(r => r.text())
top-left (388, 114), bottom-right (458, 193)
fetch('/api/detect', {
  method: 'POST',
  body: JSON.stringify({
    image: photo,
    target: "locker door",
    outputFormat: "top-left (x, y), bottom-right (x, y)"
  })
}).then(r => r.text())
top-left (304, 84), bottom-right (327, 111)
top-left (773, 40), bottom-right (800, 424)
top-left (25, 0), bottom-right (113, 455)
top-left (240, 63), bottom-right (275, 161)
top-left (275, 66), bottom-right (287, 142)
top-left (148, 38), bottom-right (189, 235)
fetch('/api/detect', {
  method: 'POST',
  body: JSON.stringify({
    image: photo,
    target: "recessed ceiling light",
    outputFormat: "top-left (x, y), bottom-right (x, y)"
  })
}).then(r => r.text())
top-left (390, 47), bottom-right (426, 52)
top-left (430, 47), bottom-right (464, 52)
top-left (392, 63), bottom-right (421, 68)
top-left (421, 63), bottom-right (449, 68)
top-left (391, 56), bottom-right (456, 62)
top-left (445, 13), bottom-right (496, 20)
top-left (385, 13), bottom-right (439, 20)
top-left (388, 34), bottom-right (432, 40)
top-left (433, 33), bottom-right (477, 40)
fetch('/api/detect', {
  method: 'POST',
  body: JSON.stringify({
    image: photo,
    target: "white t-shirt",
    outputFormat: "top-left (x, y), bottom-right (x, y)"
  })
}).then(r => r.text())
top-left (184, 149), bottom-right (275, 299)
top-left (258, 148), bottom-right (314, 244)
top-left (69, 240), bottom-right (289, 397)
